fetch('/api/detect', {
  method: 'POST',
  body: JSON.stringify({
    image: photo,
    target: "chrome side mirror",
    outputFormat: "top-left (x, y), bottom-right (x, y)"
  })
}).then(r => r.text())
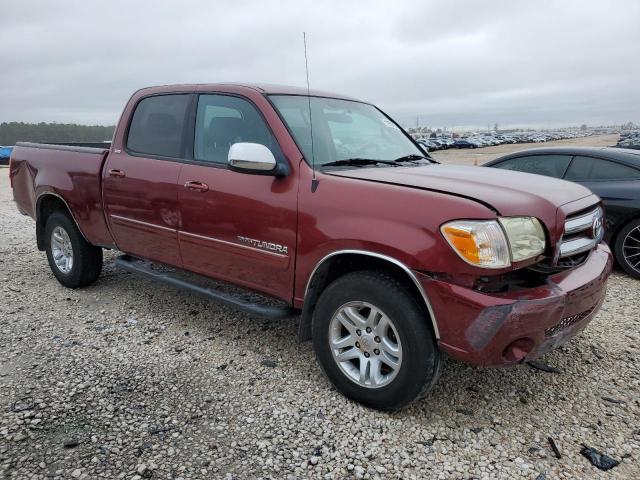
top-left (228, 142), bottom-right (277, 174)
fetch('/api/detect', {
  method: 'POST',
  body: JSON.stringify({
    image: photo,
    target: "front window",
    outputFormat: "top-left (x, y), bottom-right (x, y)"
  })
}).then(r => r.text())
top-left (194, 94), bottom-right (279, 165)
top-left (270, 95), bottom-right (425, 167)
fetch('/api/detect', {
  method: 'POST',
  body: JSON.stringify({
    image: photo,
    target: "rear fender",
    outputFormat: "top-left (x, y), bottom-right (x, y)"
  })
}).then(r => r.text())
top-left (35, 192), bottom-right (89, 250)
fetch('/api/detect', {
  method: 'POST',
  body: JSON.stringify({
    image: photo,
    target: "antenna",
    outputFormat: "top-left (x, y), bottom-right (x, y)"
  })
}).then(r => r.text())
top-left (303, 32), bottom-right (319, 192)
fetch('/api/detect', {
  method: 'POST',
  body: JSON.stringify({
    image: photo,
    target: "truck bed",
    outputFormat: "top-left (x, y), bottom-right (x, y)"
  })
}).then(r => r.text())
top-left (10, 141), bottom-right (115, 248)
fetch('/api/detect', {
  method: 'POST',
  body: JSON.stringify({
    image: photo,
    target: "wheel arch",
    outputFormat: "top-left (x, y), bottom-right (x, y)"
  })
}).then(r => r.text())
top-left (612, 213), bottom-right (640, 273)
top-left (298, 250), bottom-right (439, 342)
top-left (610, 211), bottom-right (640, 248)
top-left (35, 192), bottom-right (88, 251)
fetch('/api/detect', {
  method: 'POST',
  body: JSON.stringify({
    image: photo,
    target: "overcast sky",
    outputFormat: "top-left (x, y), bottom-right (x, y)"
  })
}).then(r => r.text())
top-left (1, 0), bottom-right (639, 129)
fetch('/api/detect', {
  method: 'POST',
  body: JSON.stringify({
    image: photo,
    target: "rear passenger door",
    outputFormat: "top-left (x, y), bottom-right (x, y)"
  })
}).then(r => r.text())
top-left (177, 94), bottom-right (297, 301)
top-left (103, 93), bottom-right (194, 267)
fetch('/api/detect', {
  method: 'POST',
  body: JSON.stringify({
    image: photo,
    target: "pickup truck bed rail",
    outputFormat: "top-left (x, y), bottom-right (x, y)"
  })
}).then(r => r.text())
top-left (15, 141), bottom-right (110, 155)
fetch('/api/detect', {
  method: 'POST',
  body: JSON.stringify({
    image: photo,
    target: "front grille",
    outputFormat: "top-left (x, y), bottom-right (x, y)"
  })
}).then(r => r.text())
top-left (545, 306), bottom-right (595, 337)
top-left (559, 206), bottom-right (604, 259)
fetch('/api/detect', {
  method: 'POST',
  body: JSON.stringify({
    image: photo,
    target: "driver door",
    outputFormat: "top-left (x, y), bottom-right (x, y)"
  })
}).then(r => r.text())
top-left (177, 93), bottom-right (298, 300)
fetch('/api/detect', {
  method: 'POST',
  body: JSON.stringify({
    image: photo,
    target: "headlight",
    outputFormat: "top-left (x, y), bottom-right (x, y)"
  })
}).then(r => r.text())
top-left (441, 217), bottom-right (546, 269)
top-left (441, 220), bottom-right (510, 268)
top-left (499, 217), bottom-right (546, 262)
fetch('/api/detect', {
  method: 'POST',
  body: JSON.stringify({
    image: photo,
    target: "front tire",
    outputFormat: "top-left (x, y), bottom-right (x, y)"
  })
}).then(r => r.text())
top-left (44, 211), bottom-right (103, 288)
top-left (312, 271), bottom-right (442, 411)
top-left (614, 218), bottom-right (640, 279)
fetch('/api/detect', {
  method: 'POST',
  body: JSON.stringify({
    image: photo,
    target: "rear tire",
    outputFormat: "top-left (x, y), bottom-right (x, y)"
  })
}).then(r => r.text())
top-left (614, 218), bottom-right (640, 279)
top-left (44, 211), bottom-right (103, 288)
top-left (312, 271), bottom-right (442, 411)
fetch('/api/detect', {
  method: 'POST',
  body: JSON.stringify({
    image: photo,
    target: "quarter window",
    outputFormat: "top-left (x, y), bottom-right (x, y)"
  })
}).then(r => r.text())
top-left (493, 155), bottom-right (572, 178)
top-left (565, 156), bottom-right (640, 181)
top-left (194, 95), bottom-right (278, 164)
top-left (127, 94), bottom-right (190, 158)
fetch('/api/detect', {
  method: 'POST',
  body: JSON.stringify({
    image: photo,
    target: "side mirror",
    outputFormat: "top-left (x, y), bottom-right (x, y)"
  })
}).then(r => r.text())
top-left (228, 142), bottom-right (287, 176)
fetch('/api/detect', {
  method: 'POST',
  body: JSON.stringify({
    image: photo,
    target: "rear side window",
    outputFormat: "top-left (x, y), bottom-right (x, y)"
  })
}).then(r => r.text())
top-left (565, 156), bottom-right (640, 181)
top-left (127, 94), bottom-right (191, 158)
top-left (194, 94), bottom-right (278, 164)
top-left (493, 155), bottom-right (572, 178)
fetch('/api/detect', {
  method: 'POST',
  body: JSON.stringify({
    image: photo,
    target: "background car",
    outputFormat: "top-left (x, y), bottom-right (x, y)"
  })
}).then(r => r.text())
top-left (452, 139), bottom-right (477, 148)
top-left (0, 146), bottom-right (13, 165)
top-left (416, 139), bottom-right (434, 151)
top-left (617, 130), bottom-right (640, 149)
top-left (484, 147), bottom-right (640, 279)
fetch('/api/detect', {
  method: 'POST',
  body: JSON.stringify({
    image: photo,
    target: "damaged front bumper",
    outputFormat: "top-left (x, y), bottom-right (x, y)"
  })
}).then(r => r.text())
top-left (420, 243), bottom-right (612, 366)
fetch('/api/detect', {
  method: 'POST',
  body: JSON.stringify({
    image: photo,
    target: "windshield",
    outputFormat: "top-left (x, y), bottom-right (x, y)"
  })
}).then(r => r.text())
top-left (269, 95), bottom-right (425, 167)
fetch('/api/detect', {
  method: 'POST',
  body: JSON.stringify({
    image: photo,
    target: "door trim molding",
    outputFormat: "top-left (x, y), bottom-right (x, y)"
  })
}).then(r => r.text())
top-left (178, 230), bottom-right (288, 258)
top-left (110, 214), bottom-right (176, 233)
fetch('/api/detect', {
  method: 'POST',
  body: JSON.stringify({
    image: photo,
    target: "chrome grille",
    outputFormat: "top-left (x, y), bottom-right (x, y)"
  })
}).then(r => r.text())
top-left (559, 206), bottom-right (604, 258)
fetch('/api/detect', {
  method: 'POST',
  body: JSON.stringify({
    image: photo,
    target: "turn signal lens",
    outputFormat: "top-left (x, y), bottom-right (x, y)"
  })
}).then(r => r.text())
top-left (441, 221), bottom-right (510, 268)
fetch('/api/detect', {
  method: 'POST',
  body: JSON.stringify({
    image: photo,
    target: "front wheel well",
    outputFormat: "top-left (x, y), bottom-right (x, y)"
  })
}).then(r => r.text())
top-left (298, 252), bottom-right (437, 342)
top-left (36, 195), bottom-right (74, 250)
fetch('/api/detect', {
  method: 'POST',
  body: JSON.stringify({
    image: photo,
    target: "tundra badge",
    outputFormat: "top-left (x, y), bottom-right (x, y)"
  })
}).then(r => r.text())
top-left (237, 236), bottom-right (288, 255)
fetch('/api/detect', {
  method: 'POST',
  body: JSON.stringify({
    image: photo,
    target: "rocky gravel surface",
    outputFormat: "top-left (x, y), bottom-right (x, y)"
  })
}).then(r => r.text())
top-left (0, 171), bottom-right (638, 479)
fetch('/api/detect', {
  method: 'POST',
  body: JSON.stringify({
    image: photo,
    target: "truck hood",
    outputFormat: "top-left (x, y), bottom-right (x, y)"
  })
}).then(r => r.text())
top-left (327, 164), bottom-right (595, 216)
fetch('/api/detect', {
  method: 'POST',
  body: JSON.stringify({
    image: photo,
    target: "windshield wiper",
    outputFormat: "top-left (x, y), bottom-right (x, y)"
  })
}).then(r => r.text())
top-left (393, 154), bottom-right (434, 163)
top-left (321, 158), bottom-right (398, 168)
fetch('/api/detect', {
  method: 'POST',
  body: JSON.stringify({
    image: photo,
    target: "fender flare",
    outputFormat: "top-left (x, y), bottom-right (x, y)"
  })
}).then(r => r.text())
top-left (35, 192), bottom-right (89, 249)
top-left (301, 249), bottom-right (440, 340)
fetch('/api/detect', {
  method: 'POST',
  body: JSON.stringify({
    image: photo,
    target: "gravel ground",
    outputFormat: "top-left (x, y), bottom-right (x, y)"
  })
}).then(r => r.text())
top-left (0, 168), bottom-right (638, 480)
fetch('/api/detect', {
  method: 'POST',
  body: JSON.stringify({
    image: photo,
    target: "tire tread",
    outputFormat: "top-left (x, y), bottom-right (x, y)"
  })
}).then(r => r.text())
top-left (44, 211), bottom-right (102, 288)
top-left (312, 269), bottom-right (442, 411)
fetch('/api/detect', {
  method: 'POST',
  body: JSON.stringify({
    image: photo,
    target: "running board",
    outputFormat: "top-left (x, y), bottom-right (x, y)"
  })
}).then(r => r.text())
top-left (115, 255), bottom-right (295, 320)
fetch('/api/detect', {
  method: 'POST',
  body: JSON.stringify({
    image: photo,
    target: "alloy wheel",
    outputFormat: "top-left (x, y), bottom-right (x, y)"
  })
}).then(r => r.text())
top-left (622, 225), bottom-right (640, 274)
top-left (328, 301), bottom-right (403, 388)
top-left (50, 226), bottom-right (74, 274)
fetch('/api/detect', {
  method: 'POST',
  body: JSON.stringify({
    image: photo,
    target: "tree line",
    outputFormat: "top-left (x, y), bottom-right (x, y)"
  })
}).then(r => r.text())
top-left (0, 122), bottom-right (115, 145)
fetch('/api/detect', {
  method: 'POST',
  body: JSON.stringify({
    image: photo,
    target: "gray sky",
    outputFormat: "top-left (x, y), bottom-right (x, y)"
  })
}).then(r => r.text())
top-left (1, 0), bottom-right (639, 129)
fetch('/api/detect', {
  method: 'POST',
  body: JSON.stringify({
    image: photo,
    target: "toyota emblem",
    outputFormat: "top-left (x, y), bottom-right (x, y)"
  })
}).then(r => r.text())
top-left (591, 215), bottom-right (602, 239)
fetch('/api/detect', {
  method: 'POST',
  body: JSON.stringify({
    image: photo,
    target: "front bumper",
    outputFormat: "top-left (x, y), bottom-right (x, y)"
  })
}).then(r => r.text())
top-left (420, 243), bottom-right (612, 366)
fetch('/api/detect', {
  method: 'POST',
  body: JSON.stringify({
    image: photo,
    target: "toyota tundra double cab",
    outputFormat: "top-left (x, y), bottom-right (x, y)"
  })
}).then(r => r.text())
top-left (10, 84), bottom-right (612, 410)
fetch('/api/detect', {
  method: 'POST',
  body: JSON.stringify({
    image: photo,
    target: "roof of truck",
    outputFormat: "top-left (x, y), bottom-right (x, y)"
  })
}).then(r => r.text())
top-left (138, 83), bottom-right (362, 102)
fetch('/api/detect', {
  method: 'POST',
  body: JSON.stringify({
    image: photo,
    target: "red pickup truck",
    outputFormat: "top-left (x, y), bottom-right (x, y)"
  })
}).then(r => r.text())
top-left (10, 84), bottom-right (612, 410)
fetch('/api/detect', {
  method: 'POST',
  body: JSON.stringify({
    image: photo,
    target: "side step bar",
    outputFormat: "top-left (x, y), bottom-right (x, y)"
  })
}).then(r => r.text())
top-left (115, 255), bottom-right (295, 320)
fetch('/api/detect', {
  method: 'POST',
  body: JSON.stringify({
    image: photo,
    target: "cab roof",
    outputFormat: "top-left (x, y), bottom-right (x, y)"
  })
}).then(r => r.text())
top-left (138, 83), bottom-right (362, 102)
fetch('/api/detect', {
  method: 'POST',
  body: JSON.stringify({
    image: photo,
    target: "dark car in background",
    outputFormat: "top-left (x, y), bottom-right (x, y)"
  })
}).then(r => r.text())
top-left (452, 139), bottom-right (477, 149)
top-left (484, 147), bottom-right (640, 279)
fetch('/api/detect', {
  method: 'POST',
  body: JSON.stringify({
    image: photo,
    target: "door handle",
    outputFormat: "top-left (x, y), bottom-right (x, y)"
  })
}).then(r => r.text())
top-left (108, 169), bottom-right (126, 178)
top-left (183, 181), bottom-right (209, 192)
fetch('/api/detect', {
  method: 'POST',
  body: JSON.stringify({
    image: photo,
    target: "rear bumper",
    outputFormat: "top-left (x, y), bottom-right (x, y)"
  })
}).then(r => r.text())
top-left (420, 243), bottom-right (612, 366)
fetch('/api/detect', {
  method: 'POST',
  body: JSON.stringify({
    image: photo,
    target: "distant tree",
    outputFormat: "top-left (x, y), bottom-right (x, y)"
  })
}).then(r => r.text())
top-left (580, 124), bottom-right (588, 131)
top-left (494, 123), bottom-right (499, 132)
top-left (0, 122), bottom-right (115, 145)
